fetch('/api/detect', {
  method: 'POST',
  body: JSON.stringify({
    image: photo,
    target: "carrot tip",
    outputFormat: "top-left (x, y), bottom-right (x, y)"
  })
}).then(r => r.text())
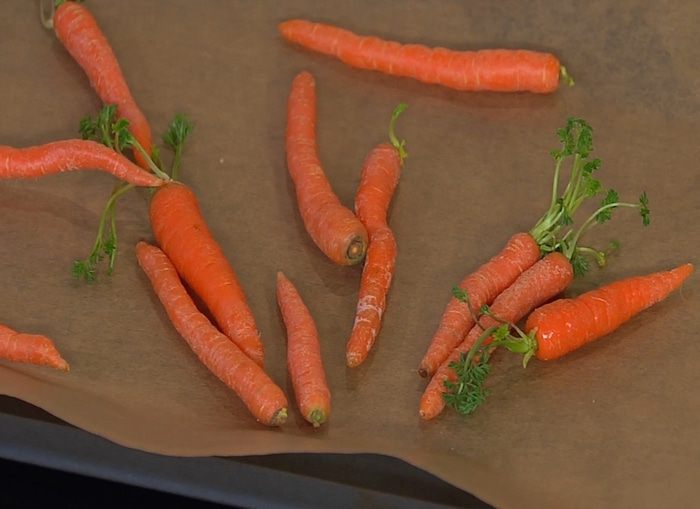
top-left (308, 408), bottom-right (327, 427)
top-left (345, 237), bottom-right (367, 265)
top-left (417, 367), bottom-right (429, 378)
top-left (269, 407), bottom-right (288, 427)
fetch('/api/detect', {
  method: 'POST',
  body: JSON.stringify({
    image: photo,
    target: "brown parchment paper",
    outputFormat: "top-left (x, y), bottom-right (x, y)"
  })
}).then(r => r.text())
top-left (1, 1), bottom-right (699, 507)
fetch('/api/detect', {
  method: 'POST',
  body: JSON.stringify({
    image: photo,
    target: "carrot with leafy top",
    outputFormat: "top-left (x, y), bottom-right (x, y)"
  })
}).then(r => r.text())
top-left (442, 263), bottom-right (693, 416)
top-left (286, 70), bottom-right (368, 266)
top-left (0, 323), bottom-right (69, 371)
top-left (50, 0), bottom-right (153, 168)
top-left (0, 140), bottom-right (165, 187)
top-left (136, 241), bottom-right (287, 426)
top-left (276, 271), bottom-right (331, 427)
top-left (279, 19), bottom-right (573, 93)
top-left (346, 103), bottom-right (407, 368)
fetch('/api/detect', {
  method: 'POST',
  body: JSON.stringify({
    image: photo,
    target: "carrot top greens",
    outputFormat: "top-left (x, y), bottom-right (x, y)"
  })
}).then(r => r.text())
top-left (73, 104), bottom-right (192, 281)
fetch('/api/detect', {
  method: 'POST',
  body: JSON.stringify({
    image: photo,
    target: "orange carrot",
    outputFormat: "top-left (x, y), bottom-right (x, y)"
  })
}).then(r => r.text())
top-left (279, 19), bottom-right (572, 93)
top-left (285, 70), bottom-right (368, 266)
top-left (528, 263), bottom-right (694, 361)
top-left (149, 183), bottom-right (265, 367)
top-left (276, 271), bottom-right (331, 427)
top-left (346, 104), bottom-right (406, 368)
top-left (0, 323), bottom-right (69, 371)
top-left (136, 241), bottom-right (287, 426)
top-left (420, 252), bottom-right (574, 420)
top-left (0, 140), bottom-right (164, 187)
top-left (52, 0), bottom-right (153, 168)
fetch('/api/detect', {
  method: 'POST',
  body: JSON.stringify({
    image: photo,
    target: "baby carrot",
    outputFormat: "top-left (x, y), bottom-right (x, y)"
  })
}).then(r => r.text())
top-left (52, 0), bottom-right (154, 168)
top-left (0, 323), bottom-right (69, 371)
top-left (420, 252), bottom-right (573, 420)
top-left (279, 19), bottom-right (573, 93)
top-left (285, 70), bottom-right (368, 266)
top-left (276, 271), bottom-right (331, 427)
top-left (136, 241), bottom-right (287, 426)
top-left (346, 104), bottom-right (406, 368)
top-left (149, 183), bottom-right (265, 367)
top-left (0, 140), bottom-right (164, 187)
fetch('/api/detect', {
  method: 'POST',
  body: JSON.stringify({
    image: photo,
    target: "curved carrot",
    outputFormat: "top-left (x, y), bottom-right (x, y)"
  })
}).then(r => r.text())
top-left (136, 242), bottom-right (287, 426)
top-left (149, 183), bottom-right (265, 367)
top-left (276, 272), bottom-right (331, 427)
top-left (0, 323), bottom-right (69, 371)
top-left (418, 232), bottom-right (541, 377)
top-left (279, 19), bottom-right (572, 93)
top-left (420, 252), bottom-right (573, 420)
top-left (346, 104), bottom-right (406, 368)
top-left (285, 70), bottom-right (368, 266)
top-left (0, 140), bottom-right (164, 187)
top-left (528, 263), bottom-right (694, 361)
top-left (53, 1), bottom-right (153, 168)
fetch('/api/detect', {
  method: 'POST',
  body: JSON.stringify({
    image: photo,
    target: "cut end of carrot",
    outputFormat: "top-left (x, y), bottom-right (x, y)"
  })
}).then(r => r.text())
top-left (345, 237), bottom-right (367, 265)
top-left (269, 407), bottom-right (288, 427)
top-left (308, 408), bottom-right (328, 428)
top-left (417, 367), bottom-right (429, 378)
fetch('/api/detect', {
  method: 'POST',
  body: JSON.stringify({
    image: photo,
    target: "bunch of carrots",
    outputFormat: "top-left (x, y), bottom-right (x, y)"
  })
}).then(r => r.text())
top-left (0, 2), bottom-right (693, 430)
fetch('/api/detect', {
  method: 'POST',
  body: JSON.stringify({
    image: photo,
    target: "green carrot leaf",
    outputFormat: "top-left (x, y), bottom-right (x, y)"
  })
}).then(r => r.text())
top-left (570, 250), bottom-right (591, 277)
top-left (443, 352), bottom-right (491, 416)
top-left (595, 189), bottom-right (619, 223)
top-left (163, 113), bottom-right (193, 151)
top-left (639, 191), bottom-right (651, 226)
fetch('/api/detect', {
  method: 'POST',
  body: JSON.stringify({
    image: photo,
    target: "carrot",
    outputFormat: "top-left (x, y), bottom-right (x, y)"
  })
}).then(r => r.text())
top-left (418, 117), bottom-right (651, 378)
top-left (0, 323), bottom-right (69, 371)
top-left (135, 241), bottom-right (287, 426)
top-left (52, 0), bottom-right (153, 168)
top-left (346, 104), bottom-right (406, 368)
top-left (279, 19), bottom-right (573, 93)
top-left (0, 140), bottom-right (164, 187)
top-left (528, 263), bottom-right (694, 361)
top-left (276, 271), bottom-right (331, 427)
top-left (420, 252), bottom-right (573, 420)
top-left (149, 182), bottom-right (265, 367)
top-left (285, 70), bottom-right (368, 266)
top-left (441, 263), bottom-right (693, 416)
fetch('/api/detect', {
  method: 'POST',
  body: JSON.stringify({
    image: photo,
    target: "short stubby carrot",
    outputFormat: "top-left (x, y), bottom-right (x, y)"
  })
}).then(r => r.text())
top-left (0, 140), bottom-right (164, 187)
top-left (136, 242), bottom-right (287, 426)
top-left (528, 263), bottom-right (694, 361)
top-left (279, 19), bottom-right (570, 93)
top-left (149, 183), bottom-right (265, 367)
top-left (53, 1), bottom-right (153, 167)
top-left (0, 323), bottom-right (69, 371)
top-left (419, 252), bottom-right (574, 420)
top-left (286, 70), bottom-right (368, 266)
top-left (276, 271), bottom-right (331, 427)
top-left (418, 232), bottom-right (541, 378)
top-left (346, 105), bottom-right (406, 368)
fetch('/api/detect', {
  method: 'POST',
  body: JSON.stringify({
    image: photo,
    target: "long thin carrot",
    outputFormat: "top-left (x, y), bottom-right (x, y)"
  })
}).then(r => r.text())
top-left (0, 323), bottom-right (69, 371)
top-left (0, 140), bottom-right (164, 187)
top-left (135, 241), bottom-right (287, 426)
top-left (52, 0), bottom-right (153, 168)
top-left (346, 104), bottom-right (406, 368)
top-left (420, 252), bottom-right (574, 420)
top-left (276, 271), bottom-right (331, 427)
top-left (442, 263), bottom-right (693, 416)
top-left (149, 182), bottom-right (265, 367)
top-left (418, 118), bottom-right (650, 378)
top-left (279, 19), bottom-right (573, 93)
top-left (528, 263), bottom-right (694, 361)
top-left (285, 70), bottom-right (368, 266)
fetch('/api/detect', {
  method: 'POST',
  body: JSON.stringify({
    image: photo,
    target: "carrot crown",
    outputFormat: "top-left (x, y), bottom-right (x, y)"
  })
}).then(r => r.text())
top-left (388, 102), bottom-right (408, 164)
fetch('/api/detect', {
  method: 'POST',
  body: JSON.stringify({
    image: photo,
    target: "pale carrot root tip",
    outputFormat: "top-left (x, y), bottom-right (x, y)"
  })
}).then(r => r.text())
top-left (346, 351), bottom-right (363, 368)
top-left (308, 408), bottom-right (327, 427)
top-left (345, 237), bottom-right (367, 265)
top-left (269, 407), bottom-right (288, 427)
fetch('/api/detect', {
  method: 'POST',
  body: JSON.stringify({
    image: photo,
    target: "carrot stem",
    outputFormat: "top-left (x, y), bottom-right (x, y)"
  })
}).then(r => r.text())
top-left (388, 103), bottom-right (408, 164)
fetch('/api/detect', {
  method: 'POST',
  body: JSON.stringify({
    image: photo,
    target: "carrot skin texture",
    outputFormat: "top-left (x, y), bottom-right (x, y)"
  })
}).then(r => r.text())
top-left (276, 272), bottom-right (331, 427)
top-left (0, 141), bottom-right (163, 187)
top-left (420, 252), bottom-right (574, 420)
top-left (279, 20), bottom-right (562, 93)
top-left (149, 183), bottom-right (265, 367)
top-left (0, 324), bottom-right (69, 371)
top-left (285, 71), bottom-right (368, 266)
top-left (418, 232), bottom-right (541, 378)
top-left (347, 144), bottom-right (401, 367)
top-left (528, 263), bottom-right (694, 361)
top-left (53, 1), bottom-right (153, 168)
top-left (136, 242), bottom-right (287, 426)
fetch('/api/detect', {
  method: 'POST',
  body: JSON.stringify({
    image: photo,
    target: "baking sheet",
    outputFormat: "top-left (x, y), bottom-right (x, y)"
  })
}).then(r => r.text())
top-left (1, 2), bottom-right (698, 508)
